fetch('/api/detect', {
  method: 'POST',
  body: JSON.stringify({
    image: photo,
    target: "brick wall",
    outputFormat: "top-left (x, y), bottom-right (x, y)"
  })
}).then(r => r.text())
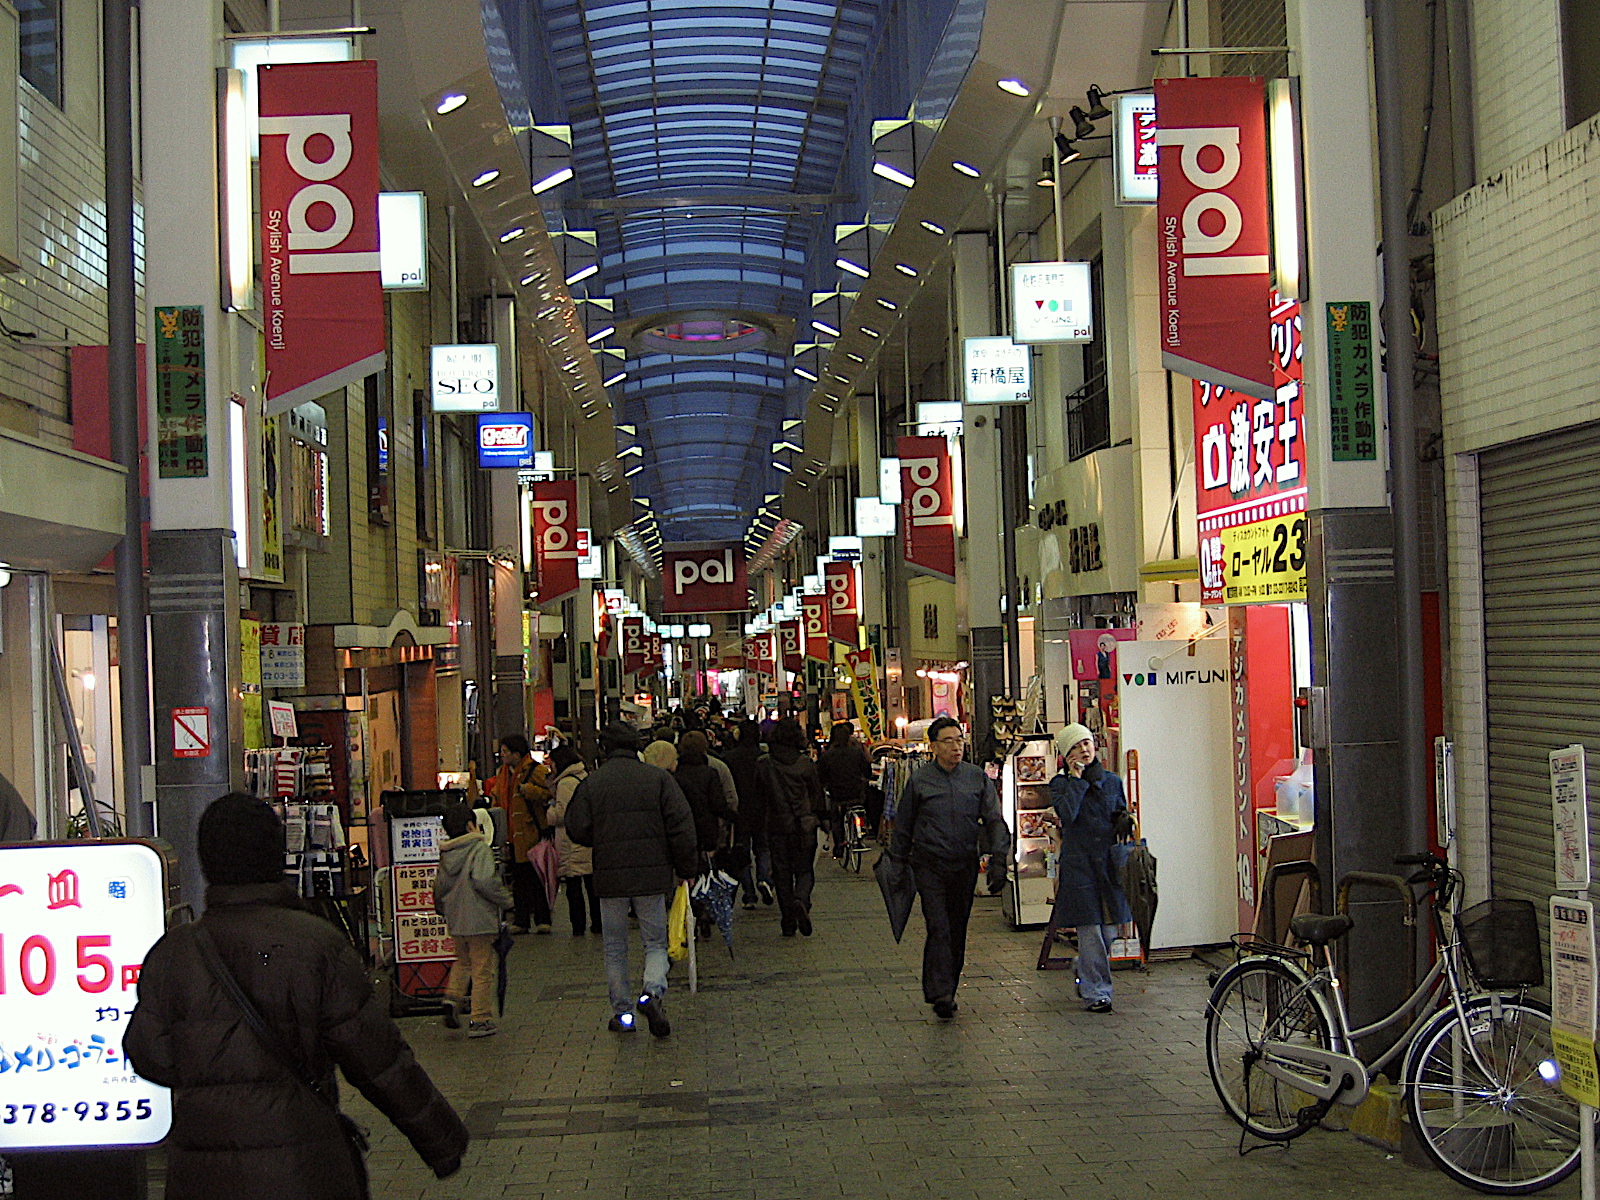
top-left (1471, 0), bottom-right (1566, 177)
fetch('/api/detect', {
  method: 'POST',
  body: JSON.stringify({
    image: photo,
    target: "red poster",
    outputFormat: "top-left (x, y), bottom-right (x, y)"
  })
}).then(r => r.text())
top-left (897, 435), bottom-right (957, 581)
top-left (778, 620), bottom-right (803, 675)
top-left (258, 61), bottom-right (385, 415)
top-left (662, 543), bottom-right (747, 614)
top-left (619, 617), bottom-right (647, 675)
top-left (824, 562), bottom-right (858, 644)
top-left (1155, 76), bottom-right (1273, 398)
top-left (530, 480), bottom-right (579, 604)
top-left (801, 593), bottom-right (830, 662)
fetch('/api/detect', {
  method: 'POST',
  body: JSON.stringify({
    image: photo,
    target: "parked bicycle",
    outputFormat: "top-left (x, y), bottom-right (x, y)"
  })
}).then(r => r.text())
top-left (838, 805), bottom-right (869, 873)
top-left (1204, 852), bottom-right (1583, 1194)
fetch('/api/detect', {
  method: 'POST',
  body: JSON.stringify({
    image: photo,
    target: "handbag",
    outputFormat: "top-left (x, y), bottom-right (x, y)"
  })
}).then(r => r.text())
top-left (667, 881), bottom-right (690, 961)
top-left (192, 925), bottom-right (371, 1191)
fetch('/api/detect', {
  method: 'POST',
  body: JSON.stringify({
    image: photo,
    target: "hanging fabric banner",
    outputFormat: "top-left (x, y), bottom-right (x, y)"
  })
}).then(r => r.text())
top-left (258, 60), bottom-right (385, 415)
top-left (778, 619), bottom-right (804, 676)
top-left (824, 562), bottom-right (859, 644)
top-left (646, 631), bottom-right (664, 674)
top-left (801, 593), bottom-right (830, 662)
top-left (897, 435), bottom-right (957, 581)
top-left (844, 647), bottom-right (885, 742)
top-left (620, 617), bottom-right (647, 675)
top-left (530, 480), bottom-right (580, 604)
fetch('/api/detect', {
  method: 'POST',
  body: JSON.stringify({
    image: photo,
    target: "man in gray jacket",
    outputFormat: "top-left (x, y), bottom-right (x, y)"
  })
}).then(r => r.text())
top-left (566, 720), bottom-right (697, 1037)
top-left (889, 716), bottom-right (1011, 1019)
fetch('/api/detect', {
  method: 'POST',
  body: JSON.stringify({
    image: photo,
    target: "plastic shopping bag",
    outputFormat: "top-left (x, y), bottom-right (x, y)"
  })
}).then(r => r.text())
top-left (667, 881), bottom-right (690, 961)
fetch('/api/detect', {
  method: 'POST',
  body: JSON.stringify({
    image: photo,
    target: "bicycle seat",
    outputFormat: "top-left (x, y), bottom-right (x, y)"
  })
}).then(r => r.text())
top-left (1288, 913), bottom-right (1353, 946)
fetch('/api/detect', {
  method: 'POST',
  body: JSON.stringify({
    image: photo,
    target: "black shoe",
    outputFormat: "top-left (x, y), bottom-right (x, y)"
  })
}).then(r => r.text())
top-left (1085, 999), bottom-right (1114, 1014)
top-left (637, 993), bottom-right (671, 1038)
top-left (932, 998), bottom-right (957, 1020)
top-left (757, 881), bottom-right (775, 906)
top-left (607, 1012), bottom-right (636, 1033)
top-left (781, 925), bottom-right (797, 937)
top-left (797, 913), bottom-right (813, 937)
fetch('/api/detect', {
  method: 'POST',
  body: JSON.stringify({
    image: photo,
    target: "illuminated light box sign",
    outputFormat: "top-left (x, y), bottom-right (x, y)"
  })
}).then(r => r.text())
top-left (1114, 94), bottom-right (1158, 206)
top-left (962, 337), bottom-right (1032, 404)
top-left (378, 191), bottom-right (428, 291)
top-left (0, 841), bottom-right (172, 1150)
top-left (431, 344), bottom-right (500, 412)
top-left (1010, 262), bottom-right (1093, 344)
top-left (477, 413), bottom-right (534, 468)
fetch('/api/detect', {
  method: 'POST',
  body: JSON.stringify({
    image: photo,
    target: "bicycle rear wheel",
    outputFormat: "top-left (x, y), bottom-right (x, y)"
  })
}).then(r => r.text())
top-left (1404, 996), bottom-right (1580, 1194)
top-left (1205, 956), bottom-right (1335, 1140)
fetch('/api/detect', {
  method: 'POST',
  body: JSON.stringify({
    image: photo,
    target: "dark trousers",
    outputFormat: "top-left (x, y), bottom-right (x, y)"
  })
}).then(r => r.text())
top-left (913, 856), bottom-right (979, 1003)
top-left (564, 874), bottom-right (600, 934)
top-left (769, 830), bottom-right (816, 933)
top-left (510, 860), bottom-right (552, 928)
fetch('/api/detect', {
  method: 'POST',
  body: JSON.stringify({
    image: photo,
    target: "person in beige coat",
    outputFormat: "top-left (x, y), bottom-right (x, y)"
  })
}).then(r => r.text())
top-left (547, 743), bottom-right (598, 935)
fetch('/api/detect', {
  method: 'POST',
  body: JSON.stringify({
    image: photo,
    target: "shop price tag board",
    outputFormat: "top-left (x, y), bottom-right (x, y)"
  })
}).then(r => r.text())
top-left (1549, 897), bottom-right (1599, 1105)
top-left (391, 864), bottom-right (453, 964)
top-left (0, 842), bottom-right (172, 1149)
top-left (1218, 513), bottom-right (1307, 603)
top-left (267, 700), bottom-right (298, 740)
top-left (1551, 745), bottom-right (1590, 891)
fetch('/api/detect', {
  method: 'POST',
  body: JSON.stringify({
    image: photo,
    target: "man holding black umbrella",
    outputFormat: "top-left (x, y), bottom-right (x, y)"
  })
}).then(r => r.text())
top-left (888, 716), bottom-right (1011, 1020)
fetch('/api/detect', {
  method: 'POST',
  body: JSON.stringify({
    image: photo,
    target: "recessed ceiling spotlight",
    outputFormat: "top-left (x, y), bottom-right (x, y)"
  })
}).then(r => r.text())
top-left (997, 78), bottom-right (1030, 97)
top-left (471, 169), bottom-right (500, 187)
top-left (435, 93), bottom-right (467, 115)
top-left (499, 227), bottom-right (525, 243)
top-left (894, 262), bottom-right (918, 277)
top-left (920, 220), bottom-right (946, 235)
top-left (876, 298), bottom-right (897, 310)
top-left (951, 161), bottom-right (980, 177)
top-left (862, 327), bottom-right (881, 338)
top-left (846, 352), bottom-right (864, 363)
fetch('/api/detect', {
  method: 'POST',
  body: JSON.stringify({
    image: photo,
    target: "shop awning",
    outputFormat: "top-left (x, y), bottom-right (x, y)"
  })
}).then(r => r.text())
top-left (0, 429), bottom-right (126, 572)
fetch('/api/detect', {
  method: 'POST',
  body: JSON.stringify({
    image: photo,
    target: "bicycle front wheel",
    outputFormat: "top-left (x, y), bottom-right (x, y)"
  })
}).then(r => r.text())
top-left (1404, 996), bottom-right (1581, 1194)
top-left (1205, 956), bottom-right (1335, 1140)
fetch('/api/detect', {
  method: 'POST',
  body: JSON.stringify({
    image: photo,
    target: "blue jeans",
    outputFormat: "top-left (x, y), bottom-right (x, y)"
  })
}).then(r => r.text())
top-left (1075, 922), bottom-right (1120, 1005)
top-left (599, 893), bottom-right (670, 1015)
top-left (739, 833), bottom-right (772, 901)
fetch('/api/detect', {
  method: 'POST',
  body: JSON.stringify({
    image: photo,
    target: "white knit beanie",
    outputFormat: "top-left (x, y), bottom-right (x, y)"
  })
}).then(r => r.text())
top-left (1053, 723), bottom-right (1095, 756)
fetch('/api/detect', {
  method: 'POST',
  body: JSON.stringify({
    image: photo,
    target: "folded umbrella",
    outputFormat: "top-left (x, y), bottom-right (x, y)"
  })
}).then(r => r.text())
top-left (873, 853), bottom-right (916, 943)
top-left (493, 924), bottom-right (514, 1016)
top-left (1119, 838), bottom-right (1158, 957)
top-left (691, 869), bottom-right (740, 956)
top-left (527, 838), bottom-right (560, 912)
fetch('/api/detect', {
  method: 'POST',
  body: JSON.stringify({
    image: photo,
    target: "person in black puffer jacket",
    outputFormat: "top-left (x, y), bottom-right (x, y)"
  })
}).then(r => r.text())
top-left (676, 730), bottom-right (737, 856)
top-left (723, 719), bottom-right (772, 908)
top-left (566, 720), bottom-right (698, 1036)
top-left (757, 717), bottom-right (825, 937)
top-left (124, 794), bottom-right (466, 1200)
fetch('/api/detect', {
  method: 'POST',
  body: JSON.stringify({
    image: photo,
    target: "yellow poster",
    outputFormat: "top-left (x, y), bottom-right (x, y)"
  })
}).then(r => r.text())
top-left (1551, 1026), bottom-right (1600, 1107)
top-left (1220, 512), bottom-right (1307, 604)
top-left (260, 415), bottom-right (283, 582)
top-left (240, 617), bottom-right (264, 749)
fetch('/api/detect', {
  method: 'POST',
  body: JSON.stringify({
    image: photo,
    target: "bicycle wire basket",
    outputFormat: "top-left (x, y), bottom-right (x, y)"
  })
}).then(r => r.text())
top-left (1456, 898), bottom-right (1542, 989)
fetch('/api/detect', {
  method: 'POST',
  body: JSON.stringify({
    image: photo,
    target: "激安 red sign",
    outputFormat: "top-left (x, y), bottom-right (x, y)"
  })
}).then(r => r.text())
top-left (258, 61), bottom-right (385, 416)
top-left (530, 480), bottom-right (580, 604)
top-left (619, 617), bottom-right (647, 675)
top-left (801, 593), bottom-right (830, 662)
top-left (897, 436), bottom-right (957, 582)
top-left (1155, 76), bottom-right (1273, 399)
top-left (824, 562), bottom-right (859, 644)
top-left (662, 544), bottom-right (747, 615)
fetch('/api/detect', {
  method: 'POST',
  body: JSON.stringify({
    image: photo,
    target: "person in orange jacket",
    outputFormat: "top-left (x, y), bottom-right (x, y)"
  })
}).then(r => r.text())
top-left (485, 734), bottom-right (553, 933)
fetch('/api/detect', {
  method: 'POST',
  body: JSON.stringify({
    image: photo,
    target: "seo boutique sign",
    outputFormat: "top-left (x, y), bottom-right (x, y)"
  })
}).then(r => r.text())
top-left (0, 841), bottom-right (173, 1149)
top-left (431, 344), bottom-right (500, 412)
top-left (663, 544), bottom-right (747, 615)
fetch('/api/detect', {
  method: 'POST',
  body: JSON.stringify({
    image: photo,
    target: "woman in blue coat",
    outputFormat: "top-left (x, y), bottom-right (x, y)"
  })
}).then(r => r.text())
top-left (1048, 722), bottom-right (1133, 1013)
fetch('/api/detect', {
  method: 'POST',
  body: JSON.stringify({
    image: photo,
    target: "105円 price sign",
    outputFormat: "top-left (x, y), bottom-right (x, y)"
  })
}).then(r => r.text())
top-left (0, 842), bottom-right (172, 1150)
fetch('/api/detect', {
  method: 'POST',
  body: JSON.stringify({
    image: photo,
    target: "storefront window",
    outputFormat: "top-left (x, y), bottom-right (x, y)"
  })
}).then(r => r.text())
top-left (0, 573), bottom-right (52, 836)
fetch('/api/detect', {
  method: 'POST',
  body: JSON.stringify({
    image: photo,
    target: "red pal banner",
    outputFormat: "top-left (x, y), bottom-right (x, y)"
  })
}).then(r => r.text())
top-left (647, 631), bottom-right (664, 673)
top-left (619, 617), bottom-right (647, 675)
top-left (530, 480), bottom-right (579, 604)
top-left (897, 436), bottom-right (957, 581)
top-left (1155, 76), bottom-right (1274, 399)
top-left (824, 562), bottom-right (859, 644)
top-left (662, 543), bottom-right (747, 614)
top-left (743, 632), bottom-right (774, 676)
top-left (258, 61), bottom-right (385, 416)
top-left (800, 593), bottom-right (830, 662)
top-left (778, 620), bottom-right (803, 675)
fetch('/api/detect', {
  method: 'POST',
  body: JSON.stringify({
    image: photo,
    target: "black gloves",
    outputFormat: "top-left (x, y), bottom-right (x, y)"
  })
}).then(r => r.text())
top-left (1112, 811), bottom-right (1135, 840)
top-left (986, 864), bottom-right (1008, 894)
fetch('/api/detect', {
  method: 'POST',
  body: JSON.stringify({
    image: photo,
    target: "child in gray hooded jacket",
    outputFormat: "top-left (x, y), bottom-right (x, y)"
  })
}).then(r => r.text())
top-left (433, 803), bottom-right (512, 1037)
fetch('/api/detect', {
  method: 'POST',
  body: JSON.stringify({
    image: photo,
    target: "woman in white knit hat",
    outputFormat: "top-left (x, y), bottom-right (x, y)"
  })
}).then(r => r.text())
top-left (1046, 723), bottom-right (1133, 1013)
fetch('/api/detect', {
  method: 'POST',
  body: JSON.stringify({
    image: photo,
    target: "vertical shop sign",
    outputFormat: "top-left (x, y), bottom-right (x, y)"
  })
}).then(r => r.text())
top-left (258, 61), bottom-right (385, 415)
top-left (1325, 301), bottom-right (1378, 461)
top-left (801, 593), bottom-right (830, 662)
top-left (646, 630), bottom-right (663, 674)
top-left (620, 617), bottom-right (647, 675)
top-left (1155, 76), bottom-right (1274, 398)
top-left (824, 562), bottom-right (859, 644)
top-left (778, 619), bottom-right (804, 676)
top-left (154, 306), bottom-right (208, 478)
top-left (1194, 294), bottom-right (1308, 605)
top-left (240, 617), bottom-right (263, 749)
top-left (1229, 611), bottom-right (1254, 932)
top-left (260, 416), bottom-right (284, 580)
top-left (897, 436), bottom-right (957, 581)
top-left (844, 647), bottom-right (885, 742)
top-left (530, 480), bottom-right (579, 604)
top-left (259, 621), bottom-right (306, 688)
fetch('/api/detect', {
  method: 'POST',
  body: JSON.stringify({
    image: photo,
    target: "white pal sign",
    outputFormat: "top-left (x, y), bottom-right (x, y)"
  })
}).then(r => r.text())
top-left (1551, 744), bottom-right (1589, 891)
top-left (962, 337), bottom-right (1032, 404)
top-left (378, 191), bottom-right (427, 291)
top-left (0, 842), bottom-right (173, 1149)
top-left (1010, 261), bottom-right (1094, 343)
top-left (430, 344), bottom-right (500, 412)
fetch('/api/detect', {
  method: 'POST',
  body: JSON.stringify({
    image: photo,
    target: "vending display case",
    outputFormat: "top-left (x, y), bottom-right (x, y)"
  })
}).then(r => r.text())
top-left (1002, 735), bottom-right (1057, 927)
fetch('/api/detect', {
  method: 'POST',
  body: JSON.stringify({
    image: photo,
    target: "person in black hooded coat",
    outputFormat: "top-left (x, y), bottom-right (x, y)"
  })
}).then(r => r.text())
top-left (757, 717), bottom-right (825, 936)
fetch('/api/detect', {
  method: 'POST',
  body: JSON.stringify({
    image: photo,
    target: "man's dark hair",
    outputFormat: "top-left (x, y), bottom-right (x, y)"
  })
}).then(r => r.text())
top-left (599, 720), bottom-right (641, 752)
top-left (828, 722), bottom-right (855, 746)
top-left (770, 717), bottom-right (807, 750)
top-left (550, 743), bottom-right (584, 774)
top-left (197, 793), bottom-right (285, 885)
top-left (499, 733), bottom-right (531, 757)
top-left (442, 803), bottom-right (473, 839)
top-left (928, 716), bottom-right (962, 745)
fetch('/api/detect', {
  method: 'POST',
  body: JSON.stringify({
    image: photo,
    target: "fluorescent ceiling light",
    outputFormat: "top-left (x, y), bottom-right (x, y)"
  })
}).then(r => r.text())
top-left (619, 445), bottom-right (643, 457)
top-left (624, 464), bottom-right (644, 477)
top-left (603, 372), bottom-right (627, 387)
top-left (846, 352), bottom-right (864, 363)
top-left (952, 161), bottom-right (980, 177)
top-left (471, 169), bottom-right (499, 187)
top-left (520, 275), bottom-right (536, 286)
top-left (793, 367), bottom-right (819, 382)
top-left (586, 326), bottom-right (615, 344)
top-left (997, 78), bottom-right (1030, 97)
top-left (811, 319), bottom-right (842, 338)
top-left (835, 257), bottom-right (870, 279)
top-left (773, 460), bottom-right (793, 472)
top-left (895, 262), bottom-right (918, 277)
top-left (920, 220), bottom-right (946, 235)
top-left (531, 166), bottom-right (575, 194)
top-left (871, 160), bottom-right (916, 188)
top-left (435, 92), bottom-right (467, 115)
top-left (565, 263), bottom-right (598, 286)
top-left (876, 298), bottom-right (897, 310)
top-left (862, 327), bottom-right (881, 338)
top-left (499, 227), bottom-right (525, 242)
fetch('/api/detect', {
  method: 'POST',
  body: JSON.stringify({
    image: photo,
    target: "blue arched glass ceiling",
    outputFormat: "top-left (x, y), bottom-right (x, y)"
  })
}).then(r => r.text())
top-left (498, 0), bottom-right (895, 544)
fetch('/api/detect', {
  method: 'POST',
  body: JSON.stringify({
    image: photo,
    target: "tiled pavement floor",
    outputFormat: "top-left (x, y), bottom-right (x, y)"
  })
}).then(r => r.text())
top-left (341, 862), bottom-right (1577, 1199)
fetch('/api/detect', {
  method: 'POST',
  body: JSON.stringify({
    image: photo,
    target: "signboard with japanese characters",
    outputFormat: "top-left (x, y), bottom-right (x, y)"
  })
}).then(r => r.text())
top-left (1114, 93), bottom-right (1158, 206)
top-left (778, 620), bottom-right (804, 676)
top-left (154, 306), bottom-right (208, 479)
top-left (0, 842), bottom-right (173, 1149)
top-left (844, 647), bottom-right (885, 742)
top-left (392, 863), bottom-right (453, 964)
top-left (1549, 897), bottom-right (1599, 1105)
top-left (1195, 294), bottom-right (1307, 605)
top-left (1326, 300), bottom-right (1378, 461)
top-left (1010, 262), bottom-right (1094, 343)
top-left (1552, 744), bottom-right (1590, 892)
top-left (962, 336), bottom-right (1032, 404)
top-left (389, 815), bottom-right (442, 865)
top-left (824, 562), bottom-right (859, 644)
top-left (259, 620), bottom-right (306, 688)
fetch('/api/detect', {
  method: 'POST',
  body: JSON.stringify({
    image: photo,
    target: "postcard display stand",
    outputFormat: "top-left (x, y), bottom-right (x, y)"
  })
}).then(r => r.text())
top-left (1004, 736), bottom-right (1057, 927)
